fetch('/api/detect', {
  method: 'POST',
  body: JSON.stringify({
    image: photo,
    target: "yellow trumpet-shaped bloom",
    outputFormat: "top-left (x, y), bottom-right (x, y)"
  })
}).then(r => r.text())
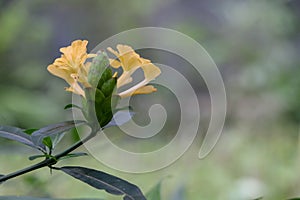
top-left (107, 45), bottom-right (161, 98)
top-left (47, 40), bottom-right (96, 97)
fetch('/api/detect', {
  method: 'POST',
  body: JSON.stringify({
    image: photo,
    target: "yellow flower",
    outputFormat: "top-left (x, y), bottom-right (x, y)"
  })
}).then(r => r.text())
top-left (107, 45), bottom-right (161, 98)
top-left (47, 40), bottom-right (96, 97)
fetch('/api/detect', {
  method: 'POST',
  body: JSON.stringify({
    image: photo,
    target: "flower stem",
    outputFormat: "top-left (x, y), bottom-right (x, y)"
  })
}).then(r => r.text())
top-left (0, 128), bottom-right (98, 183)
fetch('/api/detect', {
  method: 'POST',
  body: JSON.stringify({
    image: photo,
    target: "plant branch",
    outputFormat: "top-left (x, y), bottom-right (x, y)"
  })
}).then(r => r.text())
top-left (0, 128), bottom-right (99, 183)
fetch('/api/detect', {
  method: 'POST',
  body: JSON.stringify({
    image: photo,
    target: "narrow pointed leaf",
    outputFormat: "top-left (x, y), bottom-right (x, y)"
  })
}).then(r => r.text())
top-left (42, 137), bottom-right (53, 150)
top-left (64, 104), bottom-right (82, 110)
top-left (0, 126), bottom-right (37, 149)
top-left (31, 120), bottom-right (86, 147)
top-left (24, 129), bottom-right (39, 135)
top-left (28, 154), bottom-right (48, 161)
top-left (60, 166), bottom-right (146, 200)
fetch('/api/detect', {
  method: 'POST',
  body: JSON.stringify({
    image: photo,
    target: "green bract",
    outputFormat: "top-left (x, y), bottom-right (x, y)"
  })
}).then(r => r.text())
top-left (83, 52), bottom-right (119, 128)
top-left (87, 51), bottom-right (109, 88)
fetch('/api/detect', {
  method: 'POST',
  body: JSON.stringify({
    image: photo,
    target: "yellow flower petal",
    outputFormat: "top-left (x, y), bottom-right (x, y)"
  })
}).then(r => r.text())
top-left (47, 39), bottom-right (92, 97)
top-left (119, 85), bottom-right (157, 98)
top-left (87, 53), bottom-right (97, 58)
top-left (65, 84), bottom-right (85, 97)
top-left (107, 44), bottom-right (161, 98)
top-left (47, 64), bottom-right (74, 85)
top-left (116, 44), bottom-right (135, 55)
top-left (125, 55), bottom-right (142, 71)
top-left (107, 47), bottom-right (120, 58)
top-left (141, 62), bottom-right (161, 81)
top-left (85, 62), bottom-right (91, 74)
top-left (133, 85), bottom-right (157, 94)
top-left (109, 59), bottom-right (121, 68)
top-left (108, 45), bottom-right (141, 71)
top-left (117, 71), bottom-right (134, 88)
top-left (131, 85), bottom-right (157, 96)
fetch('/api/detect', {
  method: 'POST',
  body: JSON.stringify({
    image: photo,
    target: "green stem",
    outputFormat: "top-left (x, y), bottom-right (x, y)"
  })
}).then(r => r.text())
top-left (0, 128), bottom-right (98, 183)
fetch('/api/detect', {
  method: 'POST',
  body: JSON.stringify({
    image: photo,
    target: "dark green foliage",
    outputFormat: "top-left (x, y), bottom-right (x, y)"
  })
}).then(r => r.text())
top-left (95, 89), bottom-right (105, 104)
top-left (60, 166), bottom-right (146, 200)
top-left (95, 95), bottom-right (117, 127)
top-left (101, 78), bottom-right (117, 97)
top-left (24, 129), bottom-right (39, 135)
top-left (42, 137), bottom-right (52, 150)
top-left (28, 155), bottom-right (48, 161)
top-left (0, 121), bottom-right (86, 153)
top-left (82, 52), bottom-right (119, 128)
top-left (97, 67), bottom-right (113, 89)
top-left (88, 51), bottom-right (110, 88)
top-left (31, 120), bottom-right (86, 148)
top-left (95, 72), bottom-right (117, 128)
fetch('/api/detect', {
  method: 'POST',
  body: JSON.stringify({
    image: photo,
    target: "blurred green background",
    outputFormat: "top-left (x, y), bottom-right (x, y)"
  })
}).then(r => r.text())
top-left (0, 0), bottom-right (300, 199)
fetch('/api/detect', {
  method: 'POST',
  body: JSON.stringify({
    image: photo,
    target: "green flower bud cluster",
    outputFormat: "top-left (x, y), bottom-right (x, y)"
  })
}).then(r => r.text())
top-left (83, 51), bottom-right (120, 128)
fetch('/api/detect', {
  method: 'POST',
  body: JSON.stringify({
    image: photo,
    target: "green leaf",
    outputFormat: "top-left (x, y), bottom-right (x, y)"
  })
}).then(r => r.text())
top-left (64, 104), bottom-right (82, 110)
top-left (31, 120), bottom-right (86, 147)
top-left (24, 128), bottom-right (39, 135)
top-left (146, 181), bottom-right (162, 200)
top-left (88, 51), bottom-right (110, 88)
top-left (101, 77), bottom-right (117, 97)
top-left (60, 166), bottom-right (146, 200)
top-left (0, 126), bottom-right (39, 150)
top-left (28, 154), bottom-right (48, 161)
top-left (95, 96), bottom-right (112, 127)
top-left (97, 67), bottom-right (113, 89)
top-left (42, 137), bottom-right (53, 150)
top-left (95, 89), bottom-right (105, 104)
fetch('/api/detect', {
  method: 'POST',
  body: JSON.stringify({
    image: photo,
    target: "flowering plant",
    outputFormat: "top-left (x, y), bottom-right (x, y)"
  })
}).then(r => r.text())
top-left (0, 40), bottom-right (161, 200)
